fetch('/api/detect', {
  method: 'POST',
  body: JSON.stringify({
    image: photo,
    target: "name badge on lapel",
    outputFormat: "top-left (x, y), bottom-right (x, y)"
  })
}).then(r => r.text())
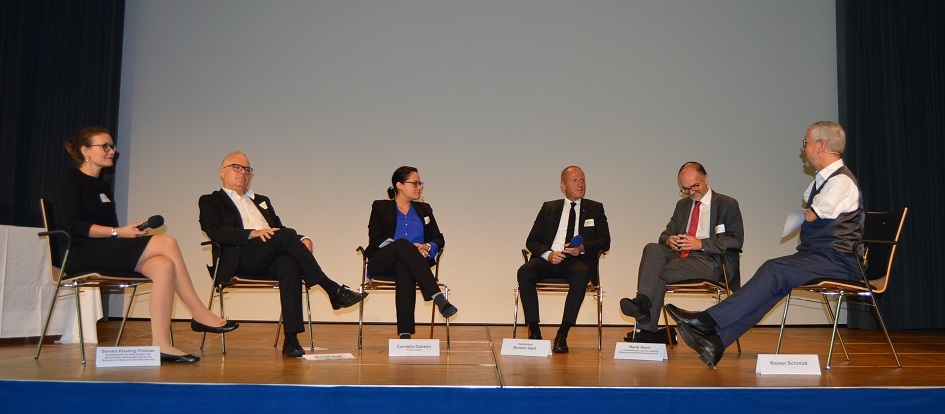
top-left (424, 216), bottom-right (431, 225)
top-left (584, 218), bottom-right (595, 227)
top-left (99, 193), bottom-right (111, 203)
top-left (715, 224), bottom-right (726, 234)
top-left (259, 201), bottom-right (269, 210)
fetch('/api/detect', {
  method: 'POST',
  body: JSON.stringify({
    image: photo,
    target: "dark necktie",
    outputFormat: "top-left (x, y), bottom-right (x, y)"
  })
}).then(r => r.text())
top-left (565, 202), bottom-right (577, 242)
top-left (680, 200), bottom-right (701, 258)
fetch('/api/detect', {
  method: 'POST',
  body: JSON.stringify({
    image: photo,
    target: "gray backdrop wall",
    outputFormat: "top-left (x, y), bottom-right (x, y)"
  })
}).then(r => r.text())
top-left (116, 0), bottom-right (839, 326)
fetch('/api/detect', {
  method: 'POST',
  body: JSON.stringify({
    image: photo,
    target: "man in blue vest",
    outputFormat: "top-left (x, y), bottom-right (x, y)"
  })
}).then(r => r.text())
top-left (666, 120), bottom-right (864, 368)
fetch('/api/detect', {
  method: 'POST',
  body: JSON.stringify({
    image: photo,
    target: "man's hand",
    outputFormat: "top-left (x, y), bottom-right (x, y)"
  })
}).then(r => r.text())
top-left (250, 228), bottom-right (280, 242)
top-left (666, 235), bottom-right (681, 250)
top-left (562, 244), bottom-right (585, 257)
top-left (804, 208), bottom-right (818, 222)
top-left (546, 251), bottom-right (566, 265)
top-left (676, 234), bottom-right (703, 252)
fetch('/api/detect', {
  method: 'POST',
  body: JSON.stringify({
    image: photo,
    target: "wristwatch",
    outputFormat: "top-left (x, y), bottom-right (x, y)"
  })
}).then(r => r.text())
top-left (110, 227), bottom-right (118, 238)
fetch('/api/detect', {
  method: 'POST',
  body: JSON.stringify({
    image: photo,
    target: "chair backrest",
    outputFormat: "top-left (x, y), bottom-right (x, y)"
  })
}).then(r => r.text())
top-left (859, 208), bottom-right (908, 293)
top-left (39, 198), bottom-right (65, 270)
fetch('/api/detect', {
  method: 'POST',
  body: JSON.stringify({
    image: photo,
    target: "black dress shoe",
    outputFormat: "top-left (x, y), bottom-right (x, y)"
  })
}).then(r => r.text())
top-left (624, 329), bottom-right (663, 344)
top-left (330, 285), bottom-right (369, 310)
top-left (552, 336), bottom-right (569, 353)
top-left (282, 337), bottom-right (305, 358)
top-left (191, 319), bottom-right (240, 334)
top-left (399, 333), bottom-right (412, 339)
top-left (674, 318), bottom-right (725, 368)
top-left (160, 353), bottom-right (201, 364)
top-left (665, 304), bottom-right (716, 335)
top-left (623, 327), bottom-right (678, 344)
top-left (528, 332), bottom-right (542, 340)
top-left (619, 297), bottom-right (652, 324)
top-left (437, 302), bottom-right (458, 318)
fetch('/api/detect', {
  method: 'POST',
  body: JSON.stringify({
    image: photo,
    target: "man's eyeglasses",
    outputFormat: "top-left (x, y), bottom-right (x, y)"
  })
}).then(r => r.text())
top-left (223, 164), bottom-right (254, 174)
top-left (404, 180), bottom-right (424, 188)
top-left (680, 183), bottom-right (700, 194)
top-left (87, 143), bottom-right (117, 152)
top-left (802, 139), bottom-right (820, 149)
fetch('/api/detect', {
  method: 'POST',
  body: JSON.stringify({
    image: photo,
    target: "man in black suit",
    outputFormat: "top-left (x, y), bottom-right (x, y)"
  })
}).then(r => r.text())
top-left (619, 162), bottom-right (744, 343)
top-left (517, 166), bottom-right (611, 353)
top-left (198, 151), bottom-right (367, 358)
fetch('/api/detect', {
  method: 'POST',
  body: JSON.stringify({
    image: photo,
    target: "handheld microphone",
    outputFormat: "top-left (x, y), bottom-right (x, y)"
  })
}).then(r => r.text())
top-left (136, 215), bottom-right (165, 231)
top-left (569, 235), bottom-right (584, 248)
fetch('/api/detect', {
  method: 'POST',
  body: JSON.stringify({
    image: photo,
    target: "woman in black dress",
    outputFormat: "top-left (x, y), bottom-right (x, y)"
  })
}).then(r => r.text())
top-left (55, 127), bottom-right (238, 363)
top-left (364, 166), bottom-right (458, 339)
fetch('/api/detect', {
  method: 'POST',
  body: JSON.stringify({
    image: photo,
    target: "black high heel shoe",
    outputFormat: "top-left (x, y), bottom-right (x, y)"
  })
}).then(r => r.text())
top-left (191, 319), bottom-right (239, 334)
top-left (160, 353), bottom-right (201, 364)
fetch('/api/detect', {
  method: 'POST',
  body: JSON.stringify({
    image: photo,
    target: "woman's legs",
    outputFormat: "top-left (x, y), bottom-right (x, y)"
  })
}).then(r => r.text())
top-left (136, 235), bottom-right (226, 354)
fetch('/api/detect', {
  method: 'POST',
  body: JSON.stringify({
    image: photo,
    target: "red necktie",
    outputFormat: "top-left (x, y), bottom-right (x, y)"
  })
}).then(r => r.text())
top-left (679, 200), bottom-right (701, 258)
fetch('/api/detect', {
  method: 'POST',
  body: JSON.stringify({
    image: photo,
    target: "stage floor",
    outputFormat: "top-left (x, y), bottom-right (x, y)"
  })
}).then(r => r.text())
top-left (2, 321), bottom-right (944, 388)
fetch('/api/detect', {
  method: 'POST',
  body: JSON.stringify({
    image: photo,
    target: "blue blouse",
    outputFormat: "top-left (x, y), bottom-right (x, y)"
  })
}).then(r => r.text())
top-left (395, 203), bottom-right (439, 258)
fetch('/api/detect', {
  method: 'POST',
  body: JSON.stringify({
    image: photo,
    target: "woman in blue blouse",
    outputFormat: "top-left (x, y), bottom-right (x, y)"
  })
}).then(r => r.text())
top-left (364, 166), bottom-right (458, 339)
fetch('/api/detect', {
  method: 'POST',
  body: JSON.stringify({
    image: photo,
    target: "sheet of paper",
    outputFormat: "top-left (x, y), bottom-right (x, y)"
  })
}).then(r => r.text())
top-left (782, 209), bottom-right (806, 237)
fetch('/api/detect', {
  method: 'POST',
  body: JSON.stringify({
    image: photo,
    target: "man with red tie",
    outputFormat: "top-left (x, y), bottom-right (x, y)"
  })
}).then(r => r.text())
top-left (620, 162), bottom-right (744, 343)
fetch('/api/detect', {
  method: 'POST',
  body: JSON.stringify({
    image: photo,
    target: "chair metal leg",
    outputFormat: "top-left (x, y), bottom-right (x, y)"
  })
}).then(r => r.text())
top-left (429, 302), bottom-right (437, 340)
top-left (826, 295), bottom-right (845, 370)
top-left (74, 286), bottom-right (87, 365)
top-left (444, 286), bottom-right (451, 349)
top-left (662, 306), bottom-right (674, 349)
top-left (200, 286), bottom-right (217, 350)
top-left (869, 293), bottom-right (902, 368)
top-left (35, 284), bottom-right (65, 361)
top-left (218, 289), bottom-right (228, 355)
top-left (776, 292), bottom-right (793, 354)
top-left (821, 294), bottom-right (849, 361)
top-left (115, 286), bottom-right (138, 346)
top-left (305, 287), bottom-right (314, 351)
top-left (596, 286), bottom-right (603, 351)
top-left (273, 314), bottom-right (284, 348)
top-left (512, 287), bottom-right (520, 339)
top-left (357, 285), bottom-right (365, 350)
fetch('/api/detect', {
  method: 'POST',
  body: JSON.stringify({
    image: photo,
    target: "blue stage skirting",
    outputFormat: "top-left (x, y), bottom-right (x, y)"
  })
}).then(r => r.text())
top-left (2, 380), bottom-right (944, 413)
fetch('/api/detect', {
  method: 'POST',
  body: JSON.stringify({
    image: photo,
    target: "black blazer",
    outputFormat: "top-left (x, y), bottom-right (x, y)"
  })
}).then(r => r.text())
top-left (198, 189), bottom-right (288, 282)
top-left (524, 198), bottom-right (611, 270)
top-left (657, 191), bottom-right (745, 288)
top-left (364, 199), bottom-right (445, 260)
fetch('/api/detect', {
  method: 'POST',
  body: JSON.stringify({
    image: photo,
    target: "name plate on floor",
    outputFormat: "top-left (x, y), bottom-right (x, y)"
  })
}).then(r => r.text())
top-left (302, 353), bottom-right (355, 361)
top-left (96, 346), bottom-right (160, 367)
top-left (755, 354), bottom-right (821, 375)
top-left (614, 342), bottom-right (668, 361)
top-left (389, 339), bottom-right (440, 356)
top-left (500, 339), bottom-right (551, 357)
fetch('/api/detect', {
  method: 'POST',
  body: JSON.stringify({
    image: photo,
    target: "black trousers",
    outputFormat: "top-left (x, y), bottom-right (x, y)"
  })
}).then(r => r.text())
top-left (517, 256), bottom-right (591, 330)
top-left (232, 228), bottom-right (337, 334)
top-left (367, 239), bottom-right (441, 334)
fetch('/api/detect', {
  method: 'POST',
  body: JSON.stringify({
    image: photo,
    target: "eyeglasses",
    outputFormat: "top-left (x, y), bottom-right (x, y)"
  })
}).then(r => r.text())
top-left (802, 139), bottom-right (820, 149)
top-left (403, 180), bottom-right (424, 188)
top-left (87, 143), bottom-right (117, 152)
top-left (222, 164), bottom-right (254, 174)
top-left (680, 183), bottom-right (701, 194)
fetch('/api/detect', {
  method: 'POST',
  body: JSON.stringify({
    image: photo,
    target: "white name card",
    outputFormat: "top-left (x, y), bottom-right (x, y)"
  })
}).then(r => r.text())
top-left (614, 342), bottom-right (668, 361)
top-left (755, 354), bottom-right (822, 375)
top-left (302, 353), bottom-right (355, 361)
top-left (389, 339), bottom-right (440, 356)
top-left (500, 339), bottom-right (551, 357)
top-left (96, 346), bottom-right (160, 367)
